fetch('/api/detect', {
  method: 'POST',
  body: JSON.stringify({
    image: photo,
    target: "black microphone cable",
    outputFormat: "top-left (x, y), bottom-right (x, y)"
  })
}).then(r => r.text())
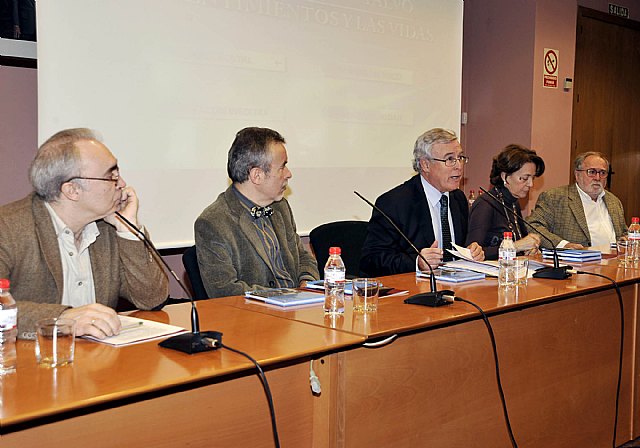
top-left (353, 191), bottom-right (518, 446)
top-left (218, 342), bottom-right (281, 448)
top-left (575, 270), bottom-right (624, 448)
top-left (454, 296), bottom-right (518, 448)
top-left (115, 212), bottom-right (281, 446)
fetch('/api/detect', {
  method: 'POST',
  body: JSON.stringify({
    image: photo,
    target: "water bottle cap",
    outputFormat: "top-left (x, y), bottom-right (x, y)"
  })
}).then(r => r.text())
top-left (503, 232), bottom-right (513, 238)
top-left (633, 217), bottom-right (639, 223)
top-left (329, 246), bottom-right (341, 255)
top-left (0, 279), bottom-right (9, 289)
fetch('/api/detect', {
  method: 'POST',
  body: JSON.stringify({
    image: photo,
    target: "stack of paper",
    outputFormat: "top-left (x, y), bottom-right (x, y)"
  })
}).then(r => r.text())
top-left (84, 315), bottom-right (187, 347)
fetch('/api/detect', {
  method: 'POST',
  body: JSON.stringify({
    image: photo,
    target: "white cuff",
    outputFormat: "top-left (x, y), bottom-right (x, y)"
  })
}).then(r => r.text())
top-left (117, 224), bottom-right (145, 241)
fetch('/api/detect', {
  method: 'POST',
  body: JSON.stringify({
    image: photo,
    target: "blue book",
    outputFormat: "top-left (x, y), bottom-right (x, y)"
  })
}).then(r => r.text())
top-left (244, 288), bottom-right (325, 307)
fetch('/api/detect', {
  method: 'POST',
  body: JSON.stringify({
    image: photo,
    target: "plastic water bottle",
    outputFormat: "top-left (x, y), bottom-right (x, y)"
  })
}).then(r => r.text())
top-left (324, 247), bottom-right (346, 314)
top-left (498, 232), bottom-right (517, 287)
top-left (468, 190), bottom-right (476, 207)
top-left (628, 217), bottom-right (640, 262)
top-left (0, 279), bottom-right (17, 374)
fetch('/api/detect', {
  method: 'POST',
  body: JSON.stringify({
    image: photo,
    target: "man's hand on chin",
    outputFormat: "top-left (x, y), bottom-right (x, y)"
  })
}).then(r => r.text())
top-left (104, 186), bottom-right (139, 232)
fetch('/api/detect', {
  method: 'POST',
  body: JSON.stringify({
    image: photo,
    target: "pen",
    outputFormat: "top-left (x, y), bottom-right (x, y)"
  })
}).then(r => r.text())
top-left (120, 321), bottom-right (144, 332)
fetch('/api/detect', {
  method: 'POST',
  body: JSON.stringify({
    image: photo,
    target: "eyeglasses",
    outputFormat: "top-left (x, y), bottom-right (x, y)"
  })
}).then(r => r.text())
top-left (430, 155), bottom-right (469, 167)
top-left (576, 168), bottom-right (608, 178)
top-left (66, 171), bottom-right (120, 184)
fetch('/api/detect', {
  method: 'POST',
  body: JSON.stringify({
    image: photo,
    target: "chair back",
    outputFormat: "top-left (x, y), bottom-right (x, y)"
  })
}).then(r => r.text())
top-left (182, 245), bottom-right (209, 300)
top-left (309, 220), bottom-right (368, 279)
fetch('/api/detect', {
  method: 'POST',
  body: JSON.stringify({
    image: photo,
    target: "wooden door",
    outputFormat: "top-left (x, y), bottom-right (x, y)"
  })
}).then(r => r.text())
top-left (572, 7), bottom-right (640, 223)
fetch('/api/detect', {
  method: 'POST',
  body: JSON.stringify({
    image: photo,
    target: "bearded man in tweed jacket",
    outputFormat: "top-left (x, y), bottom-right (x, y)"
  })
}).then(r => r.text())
top-left (527, 152), bottom-right (626, 249)
top-left (0, 129), bottom-right (168, 339)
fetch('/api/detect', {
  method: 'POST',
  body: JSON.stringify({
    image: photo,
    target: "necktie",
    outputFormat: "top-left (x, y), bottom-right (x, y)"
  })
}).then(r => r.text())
top-left (440, 195), bottom-right (453, 262)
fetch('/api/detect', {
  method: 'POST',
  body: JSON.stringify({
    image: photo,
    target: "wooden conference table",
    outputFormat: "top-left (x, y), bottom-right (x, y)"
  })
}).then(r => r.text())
top-left (1, 256), bottom-right (640, 447)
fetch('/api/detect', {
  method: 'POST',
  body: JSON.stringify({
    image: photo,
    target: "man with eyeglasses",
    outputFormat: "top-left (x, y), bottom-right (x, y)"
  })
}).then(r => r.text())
top-left (0, 128), bottom-right (169, 339)
top-left (360, 128), bottom-right (485, 277)
top-left (527, 151), bottom-right (626, 249)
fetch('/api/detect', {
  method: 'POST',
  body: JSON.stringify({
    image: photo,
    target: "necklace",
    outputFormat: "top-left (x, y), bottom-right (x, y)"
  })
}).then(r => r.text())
top-left (495, 189), bottom-right (523, 240)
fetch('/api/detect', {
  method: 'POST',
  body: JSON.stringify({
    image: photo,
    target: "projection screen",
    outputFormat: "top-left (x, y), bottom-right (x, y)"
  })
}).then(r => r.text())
top-left (37, 0), bottom-right (463, 248)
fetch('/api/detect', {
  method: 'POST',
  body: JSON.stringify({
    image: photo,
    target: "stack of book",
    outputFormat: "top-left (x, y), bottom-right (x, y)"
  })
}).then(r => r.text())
top-left (541, 248), bottom-right (602, 263)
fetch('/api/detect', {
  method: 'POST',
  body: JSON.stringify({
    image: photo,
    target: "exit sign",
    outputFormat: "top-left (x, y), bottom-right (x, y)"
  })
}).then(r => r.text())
top-left (609, 3), bottom-right (629, 18)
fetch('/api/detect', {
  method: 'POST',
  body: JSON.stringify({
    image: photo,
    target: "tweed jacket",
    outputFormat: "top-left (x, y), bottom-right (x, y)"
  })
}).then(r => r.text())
top-left (526, 184), bottom-right (627, 249)
top-left (194, 186), bottom-right (319, 298)
top-left (0, 193), bottom-right (169, 338)
top-left (360, 175), bottom-right (470, 276)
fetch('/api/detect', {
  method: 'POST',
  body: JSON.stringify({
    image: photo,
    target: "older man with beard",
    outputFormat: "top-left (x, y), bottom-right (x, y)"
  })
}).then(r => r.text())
top-left (527, 151), bottom-right (627, 249)
top-left (195, 127), bottom-right (318, 298)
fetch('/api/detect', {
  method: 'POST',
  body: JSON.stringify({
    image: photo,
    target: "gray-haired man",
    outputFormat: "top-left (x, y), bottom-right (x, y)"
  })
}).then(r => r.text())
top-left (0, 128), bottom-right (168, 338)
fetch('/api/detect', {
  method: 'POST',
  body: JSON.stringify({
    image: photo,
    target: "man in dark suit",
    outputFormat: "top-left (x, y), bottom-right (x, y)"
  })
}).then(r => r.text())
top-left (360, 128), bottom-right (484, 276)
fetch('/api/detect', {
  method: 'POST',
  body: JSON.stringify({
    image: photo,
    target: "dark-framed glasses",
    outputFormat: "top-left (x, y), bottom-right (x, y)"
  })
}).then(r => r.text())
top-left (576, 168), bottom-right (607, 178)
top-left (431, 155), bottom-right (469, 167)
top-left (66, 171), bottom-right (120, 184)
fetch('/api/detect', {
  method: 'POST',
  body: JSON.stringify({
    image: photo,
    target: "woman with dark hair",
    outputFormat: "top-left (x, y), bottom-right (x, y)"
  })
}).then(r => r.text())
top-left (466, 144), bottom-right (545, 260)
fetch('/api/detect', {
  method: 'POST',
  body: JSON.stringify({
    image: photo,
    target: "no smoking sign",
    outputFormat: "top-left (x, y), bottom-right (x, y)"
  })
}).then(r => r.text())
top-left (543, 48), bottom-right (559, 88)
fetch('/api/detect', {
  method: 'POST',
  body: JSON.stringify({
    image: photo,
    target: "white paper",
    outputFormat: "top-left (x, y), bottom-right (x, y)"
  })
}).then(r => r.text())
top-left (83, 315), bottom-right (187, 347)
top-left (448, 242), bottom-right (474, 260)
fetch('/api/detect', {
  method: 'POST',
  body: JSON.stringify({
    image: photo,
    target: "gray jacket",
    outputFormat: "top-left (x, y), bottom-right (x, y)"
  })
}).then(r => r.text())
top-left (195, 186), bottom-right (318, 298)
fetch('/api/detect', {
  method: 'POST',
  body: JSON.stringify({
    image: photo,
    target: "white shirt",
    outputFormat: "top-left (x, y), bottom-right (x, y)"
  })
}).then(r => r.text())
top-left (44, 203), bottom-right (141, 308)
top-left (576, 185), bottom-right (616, 247)
top-left (45, 202), bottom-right (98, 307)
top-left (420, 176), bottom-right (456, 249)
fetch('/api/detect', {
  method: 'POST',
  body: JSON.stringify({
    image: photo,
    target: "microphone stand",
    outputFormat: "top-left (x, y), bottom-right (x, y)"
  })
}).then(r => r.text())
top-left (115, 212), bottom-right (222, 353)
top-left (354, 191), bottom-right (454, 307)
top-left (478, 187), bottom-right (571, 280)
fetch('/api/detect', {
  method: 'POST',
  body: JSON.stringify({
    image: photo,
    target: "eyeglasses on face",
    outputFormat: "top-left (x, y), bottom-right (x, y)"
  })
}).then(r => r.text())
top-left (430, 155), bottom-right (469, 167)
top-left (66, 170), bottom-right (120, 184)
top-left (576, 168), bottom-right (607, 178)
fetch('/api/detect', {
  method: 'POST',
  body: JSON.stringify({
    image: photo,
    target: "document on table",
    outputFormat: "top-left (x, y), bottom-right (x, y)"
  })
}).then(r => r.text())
top-left (83, 315), bottom-right (187, 347)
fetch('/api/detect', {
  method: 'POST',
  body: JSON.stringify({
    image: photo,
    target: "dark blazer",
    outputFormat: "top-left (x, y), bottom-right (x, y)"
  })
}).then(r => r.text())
top-left (360, 175), bottom-right (469, 276)
top-left (466, 186), bottom-right (528, 260)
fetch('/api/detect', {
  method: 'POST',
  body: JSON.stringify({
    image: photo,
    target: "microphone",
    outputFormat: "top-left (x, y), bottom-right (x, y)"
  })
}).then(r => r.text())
top-left (478, 187), bottom-right (571, 280)
top-left (354, 191), bottom-right (453, 307)
top-left (115, 212), bottom-right (222, 353)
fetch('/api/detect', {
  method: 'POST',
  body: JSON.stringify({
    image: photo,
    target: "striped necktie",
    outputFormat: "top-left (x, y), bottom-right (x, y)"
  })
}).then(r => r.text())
top-left (440, 194), bottom-right (453, 262)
